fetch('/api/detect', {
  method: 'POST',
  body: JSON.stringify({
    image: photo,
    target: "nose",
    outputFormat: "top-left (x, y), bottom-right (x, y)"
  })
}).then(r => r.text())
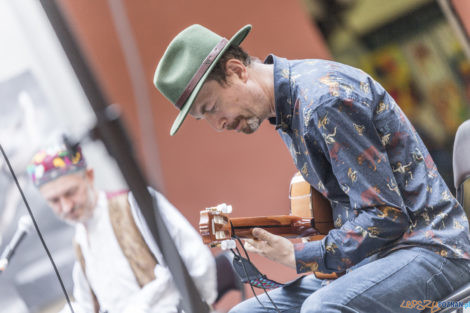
top-left (207, 114), bottom-right (227, 131)
top-left (59, 197), bottom-right (74, 214)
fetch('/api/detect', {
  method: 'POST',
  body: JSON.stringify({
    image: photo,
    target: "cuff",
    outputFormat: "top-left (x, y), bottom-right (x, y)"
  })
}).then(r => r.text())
top-left (294, 239), bottom-right (325, 274)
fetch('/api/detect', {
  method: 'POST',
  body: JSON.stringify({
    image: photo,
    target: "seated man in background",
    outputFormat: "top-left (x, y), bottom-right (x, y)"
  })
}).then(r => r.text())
top-left (27, 144), bottom-right (216, 313)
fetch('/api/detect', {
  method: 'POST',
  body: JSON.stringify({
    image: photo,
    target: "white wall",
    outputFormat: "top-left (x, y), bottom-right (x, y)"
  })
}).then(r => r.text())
top-left (0, 0), bottom-right (126, 191)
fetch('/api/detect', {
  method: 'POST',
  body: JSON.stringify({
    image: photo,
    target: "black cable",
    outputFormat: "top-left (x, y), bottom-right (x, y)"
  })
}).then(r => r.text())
top-left (230, 246), bottom-right (266, 309)
top-left (0, 144), bottom-right (75, 313)
top-left (229, 222), bottom-right (267, 308)
top-left (236, 236), bottom-right (282, 313)
top-left (232, 235), bottom-right (282, 313)
top-left (37, 1), bottom-right (209, 312)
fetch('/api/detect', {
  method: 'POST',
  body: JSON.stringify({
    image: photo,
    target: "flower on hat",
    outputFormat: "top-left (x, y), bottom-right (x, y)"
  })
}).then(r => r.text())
top-left (53, 157), bottom-right (66, 168)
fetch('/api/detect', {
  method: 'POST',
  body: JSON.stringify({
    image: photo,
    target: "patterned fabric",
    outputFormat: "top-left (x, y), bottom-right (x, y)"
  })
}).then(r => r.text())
top-left (27, 145), bottom-right (86, 187)
top-left (266, 55), bottom-right (470, 274)
top-left (249, 277), bottom-right (283, 290)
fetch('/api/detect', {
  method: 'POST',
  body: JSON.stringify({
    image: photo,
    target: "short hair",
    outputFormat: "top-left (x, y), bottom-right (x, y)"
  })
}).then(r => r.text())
top-left (207, 45), bottom-right (254, 85)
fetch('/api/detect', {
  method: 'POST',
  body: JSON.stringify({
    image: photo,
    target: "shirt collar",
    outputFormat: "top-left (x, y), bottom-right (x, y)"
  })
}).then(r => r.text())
top-left (264, 54), bottom-right (293, 132)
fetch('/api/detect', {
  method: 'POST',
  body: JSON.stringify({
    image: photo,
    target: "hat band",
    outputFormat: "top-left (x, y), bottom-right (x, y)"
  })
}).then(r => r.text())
top-left (175, 37), bottom-right (229, 109)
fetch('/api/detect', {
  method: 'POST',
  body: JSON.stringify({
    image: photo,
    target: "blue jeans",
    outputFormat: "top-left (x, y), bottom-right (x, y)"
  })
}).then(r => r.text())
top-left (229, 247), bottom-right (470, 313)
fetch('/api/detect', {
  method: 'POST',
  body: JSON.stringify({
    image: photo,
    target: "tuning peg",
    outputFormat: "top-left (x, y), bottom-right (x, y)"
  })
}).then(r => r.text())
top-left (213, 215), bottom-right (225, 224)
top-left (215, 231), bottom-right (228, 240)
top-left (204, 206), bottom-right (219, 214)
top-left (216, 203), bottom-right (232, 214)
top-left (215, 203), bottom-right (226, 212)
top-left (220, 239), bottom-right (236, 250)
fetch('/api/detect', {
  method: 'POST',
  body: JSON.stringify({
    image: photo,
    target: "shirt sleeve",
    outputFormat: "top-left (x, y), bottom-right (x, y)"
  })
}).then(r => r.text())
top-left (121, 265), bottom-right (179, 313)
top-left (154, 190), bottom-right (218, 305)
top-left (294, 76), bottom-right (410, 274)
top-left (128, 189), bottom-right (217, 308)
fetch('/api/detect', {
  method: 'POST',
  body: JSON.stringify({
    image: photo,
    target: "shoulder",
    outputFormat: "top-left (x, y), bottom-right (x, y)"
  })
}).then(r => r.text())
top-left (291, 60), bottom-right (375, 107)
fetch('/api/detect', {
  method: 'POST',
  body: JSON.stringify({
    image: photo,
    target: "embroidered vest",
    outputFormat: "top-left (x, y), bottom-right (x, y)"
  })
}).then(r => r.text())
top-left (74, 191), bottom-right (158, 313)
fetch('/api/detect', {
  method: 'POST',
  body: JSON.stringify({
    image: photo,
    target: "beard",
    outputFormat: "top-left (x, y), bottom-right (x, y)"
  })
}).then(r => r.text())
top-left (228, 116), bottom-right (261, 134)
top-left (245, 116), bottom-right (260, 134)
top-left (60, 206), bottom-right (80, 225)
top-left (62, 186), bottom-right (96, 224)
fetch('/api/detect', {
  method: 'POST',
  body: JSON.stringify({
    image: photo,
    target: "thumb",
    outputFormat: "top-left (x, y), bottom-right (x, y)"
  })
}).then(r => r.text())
top-left (252, 228), bottom-right (274, 241)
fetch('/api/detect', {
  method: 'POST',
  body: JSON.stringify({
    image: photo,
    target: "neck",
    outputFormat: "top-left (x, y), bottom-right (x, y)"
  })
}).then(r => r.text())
top-left (83, 188), bottom-right (99, 228)
top-left (250, 62), bottom-right (276, 118)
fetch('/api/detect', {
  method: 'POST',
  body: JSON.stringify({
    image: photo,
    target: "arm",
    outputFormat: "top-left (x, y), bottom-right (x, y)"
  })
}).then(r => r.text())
top-left (127, 189), bottom-right (217, 308)
top-left (294, 76), bottom-right (411, 273)
top-left (121, 265), bottom-right (179, 313)
top-left (151, 189), bottom-right (217, 304)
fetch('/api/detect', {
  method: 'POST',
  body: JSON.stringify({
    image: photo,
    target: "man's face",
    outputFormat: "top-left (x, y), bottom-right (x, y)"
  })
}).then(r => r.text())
top-left (189, 59), bottom-right (269, 134)
top-left (39, 169), bottom-right (97, 224)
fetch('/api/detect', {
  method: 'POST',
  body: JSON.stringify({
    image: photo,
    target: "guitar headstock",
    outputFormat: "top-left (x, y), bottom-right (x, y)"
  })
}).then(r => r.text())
top-left (199, 203), bottom-right (235, 248)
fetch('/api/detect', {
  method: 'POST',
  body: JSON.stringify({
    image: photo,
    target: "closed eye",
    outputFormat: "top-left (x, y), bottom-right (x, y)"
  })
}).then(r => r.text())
top-left (197, 100), bottom-right (217, 120)
top-left (208, 102), bottom-right (218, 113)
top-left (209, 105), bottom-right (216, 113)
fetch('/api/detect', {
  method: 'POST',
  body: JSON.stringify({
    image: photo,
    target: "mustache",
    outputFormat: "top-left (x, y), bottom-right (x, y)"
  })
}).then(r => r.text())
top-left (60, 205), bottom-right (78, 219)
top-left (227, 116), bottom-right (243, 130)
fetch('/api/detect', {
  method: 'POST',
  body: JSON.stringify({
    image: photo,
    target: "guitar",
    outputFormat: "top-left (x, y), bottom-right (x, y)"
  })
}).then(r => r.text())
top-left (199, 172), bottom-right (339, 279)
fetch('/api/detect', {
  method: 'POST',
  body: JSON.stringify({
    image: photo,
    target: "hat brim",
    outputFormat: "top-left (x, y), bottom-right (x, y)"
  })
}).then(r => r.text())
top-left (170, 24), bottom-right (252, 136)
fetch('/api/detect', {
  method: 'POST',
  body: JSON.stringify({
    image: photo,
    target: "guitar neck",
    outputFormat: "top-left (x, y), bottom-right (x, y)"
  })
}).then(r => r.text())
top-left (225, 215), bottom-right (317, 239)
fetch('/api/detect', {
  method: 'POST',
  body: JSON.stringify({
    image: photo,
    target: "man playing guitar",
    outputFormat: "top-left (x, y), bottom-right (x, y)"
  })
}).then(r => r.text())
top-left (154, 24), bottom-right (470, 313)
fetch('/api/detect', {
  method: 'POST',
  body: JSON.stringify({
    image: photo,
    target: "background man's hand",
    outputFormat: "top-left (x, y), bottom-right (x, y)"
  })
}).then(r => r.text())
top-left (244, 228), bottom-right (296, 269)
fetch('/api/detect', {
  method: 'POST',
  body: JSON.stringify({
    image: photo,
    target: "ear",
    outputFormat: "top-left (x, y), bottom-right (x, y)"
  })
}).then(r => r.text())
top-left (225, 59), bottom-right (248, 83)
top-left (85, 168), bottom-right (95, 185)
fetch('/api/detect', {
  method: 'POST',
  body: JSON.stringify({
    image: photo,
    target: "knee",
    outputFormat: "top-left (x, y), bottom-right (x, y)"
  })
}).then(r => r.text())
top-left (300, 298), bottom-right (323, 313)
top-left (300, 289), bottom-right (345, 313)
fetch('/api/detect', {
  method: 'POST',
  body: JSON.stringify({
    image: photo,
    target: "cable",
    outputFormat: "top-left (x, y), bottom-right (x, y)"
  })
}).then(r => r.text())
top-left (231, 246), bottom-right (264, 309)
top-left (231, 235), bottom-right (282, 313)
top-left (236, 236), bottom-right (282, 312)
top-left (0, 144), bottom-right (75, 313)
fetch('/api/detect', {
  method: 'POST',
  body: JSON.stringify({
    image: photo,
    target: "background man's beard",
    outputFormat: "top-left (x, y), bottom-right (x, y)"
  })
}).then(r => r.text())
top-left (61, 206), bottom-right (80, 225)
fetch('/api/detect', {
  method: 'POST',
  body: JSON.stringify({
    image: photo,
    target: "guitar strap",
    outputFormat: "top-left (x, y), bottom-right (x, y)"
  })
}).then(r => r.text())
top-left (73, 191), bottom-right (158, 311)
top-left (232, 254), bottom-right (283, 290)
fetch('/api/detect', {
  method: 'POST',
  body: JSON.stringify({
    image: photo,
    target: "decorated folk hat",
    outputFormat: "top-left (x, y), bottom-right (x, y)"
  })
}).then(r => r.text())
top-left (27, 145), bottom-right (87, 187)
top-left (154, 24), bottom-right (252, 136)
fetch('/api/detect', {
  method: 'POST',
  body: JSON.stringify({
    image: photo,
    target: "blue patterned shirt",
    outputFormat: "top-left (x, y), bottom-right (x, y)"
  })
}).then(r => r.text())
top-left (266, 55), bottom-right (470, 274)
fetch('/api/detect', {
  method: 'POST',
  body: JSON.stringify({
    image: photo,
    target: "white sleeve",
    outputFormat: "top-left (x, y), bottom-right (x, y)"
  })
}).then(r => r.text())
top-left (58, 262), bottom-right (95, 313)
top-left (121, 265), bottom-right (179, 313)
top-left (128, 188), bottom-right (218, 307)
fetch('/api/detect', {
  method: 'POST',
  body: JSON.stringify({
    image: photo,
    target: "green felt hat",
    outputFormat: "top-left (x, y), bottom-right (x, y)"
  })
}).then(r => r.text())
top-left (154, 24), bottom-right (252, 135)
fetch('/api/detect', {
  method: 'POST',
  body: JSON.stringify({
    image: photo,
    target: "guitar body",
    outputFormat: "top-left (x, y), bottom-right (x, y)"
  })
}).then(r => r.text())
top-left (289, 172), bottom-right (339, 279)
top-left (290, 172), bottom-right (334, 234)
top-left (200, 172), bottom-right (340, 279)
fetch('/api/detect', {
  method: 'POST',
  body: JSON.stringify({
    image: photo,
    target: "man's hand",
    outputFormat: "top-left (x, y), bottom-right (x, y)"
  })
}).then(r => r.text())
top-left (244, 228), bottom-right (296, 269)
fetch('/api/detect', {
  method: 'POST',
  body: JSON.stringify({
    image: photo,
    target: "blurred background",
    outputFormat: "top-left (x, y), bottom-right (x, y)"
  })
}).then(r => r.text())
top-left (0, 0), bottom-right (469, 312)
